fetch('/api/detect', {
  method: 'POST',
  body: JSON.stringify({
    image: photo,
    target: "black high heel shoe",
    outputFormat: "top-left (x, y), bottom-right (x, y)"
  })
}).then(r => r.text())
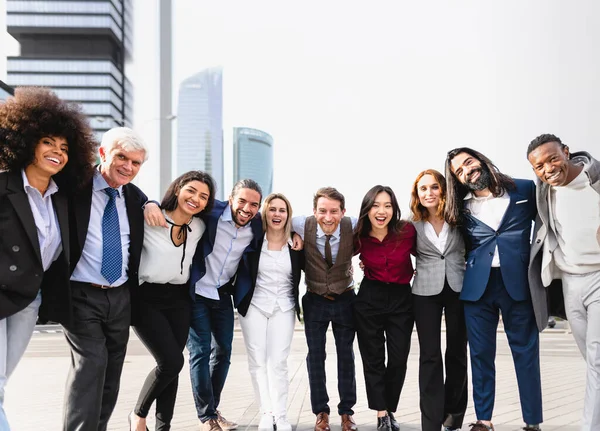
top-left (128, 411), bottom-right (149, 431)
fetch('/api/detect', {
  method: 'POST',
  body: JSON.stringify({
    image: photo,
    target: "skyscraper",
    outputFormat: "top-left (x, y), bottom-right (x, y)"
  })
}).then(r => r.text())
top-left (233, 127), bottom-right (273, 196)
top-left (176, 67), bottom-right (223, 199)
top-left (5, 0), bottom-right (133, 136)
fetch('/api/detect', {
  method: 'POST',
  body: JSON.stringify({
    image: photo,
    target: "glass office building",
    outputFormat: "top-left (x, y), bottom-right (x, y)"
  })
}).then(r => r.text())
top-left (6, 0), bottom-right (133, 136)
top-left (233, 127), bottom-right (273, 197)
top-left (176, 67), bottom-right (224, 199)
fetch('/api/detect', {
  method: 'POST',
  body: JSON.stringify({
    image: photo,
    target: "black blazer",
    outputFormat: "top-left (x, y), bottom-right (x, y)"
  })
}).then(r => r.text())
top-left (237, 235), bottom-right (304, 319)
top-left (0, 171), bottom-right (70, 319)
top-left (41, 178), bottom-right (146, 325)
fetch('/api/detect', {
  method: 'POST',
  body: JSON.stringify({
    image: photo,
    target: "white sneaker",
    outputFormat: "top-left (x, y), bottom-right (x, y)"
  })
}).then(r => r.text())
top-left (258, 413), bottom-right (274, 431)
top-left (275, 416), bottom-right (292, 431)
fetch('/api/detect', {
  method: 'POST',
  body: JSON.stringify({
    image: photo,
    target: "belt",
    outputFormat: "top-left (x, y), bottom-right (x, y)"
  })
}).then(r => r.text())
top-left (309, 286), bottom-right (354, 301)
top-left (90, 282), bottom-right (121, 290)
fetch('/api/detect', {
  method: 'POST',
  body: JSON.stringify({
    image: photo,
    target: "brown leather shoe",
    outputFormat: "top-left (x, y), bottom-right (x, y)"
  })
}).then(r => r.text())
top-left (341, 414), bottom-right (358, 431)
top-left (314, 412), bottom-right (330, 431)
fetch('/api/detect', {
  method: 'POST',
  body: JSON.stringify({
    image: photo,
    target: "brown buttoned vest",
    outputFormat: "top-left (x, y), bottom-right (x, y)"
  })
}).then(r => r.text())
top-left (304, 216), bottom-right (354, 296)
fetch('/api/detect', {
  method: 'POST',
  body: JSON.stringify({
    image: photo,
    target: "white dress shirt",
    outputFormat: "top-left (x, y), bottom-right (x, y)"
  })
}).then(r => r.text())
top-left (71, 170), bottom-right (130, 286)
top-left (195, 206), bottom-right (254, 300)
top-left (21, 170), bottom-right (62, 271)
top-left (423, 220), bottom-right (449, 254)
top-left (251, 236), bottom-right (295, 314)
top-left (464, 191), bottom-right (510, 267)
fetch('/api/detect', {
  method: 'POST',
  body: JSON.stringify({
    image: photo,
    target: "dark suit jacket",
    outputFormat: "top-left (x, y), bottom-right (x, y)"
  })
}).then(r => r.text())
top-left (237, 235), bottom-right (304, 319)
top-left (460, 179), bottom-right (549, 331)
top-left (41, 178), bottom-right (146, 325)
top-left (0, 171), bottom-right (69, 319)
top-left (189, 199), bottom-right (263, 306)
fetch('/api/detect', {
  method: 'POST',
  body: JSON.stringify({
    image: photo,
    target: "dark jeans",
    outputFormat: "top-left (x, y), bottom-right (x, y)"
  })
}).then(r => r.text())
top-left (302, 290), bottom-right (357, 416)
top-left (187, 291), bottom-right (234, 422)
top-left (413, 281), bottom-right (468, 431)
top-left (62, 281), bottom-right (131, 431)
top-left (353, 279), bottom-right (414, 413)
top-left (133, 282), bottom-right (192, 431)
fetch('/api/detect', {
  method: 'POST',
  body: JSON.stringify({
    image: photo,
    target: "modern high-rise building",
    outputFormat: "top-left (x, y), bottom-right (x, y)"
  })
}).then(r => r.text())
top-left (176, 67), bottom-right (223, 199)
top-left (5, 0), bottom-right (133, 136)
top-left (233, 127), bottom-right (273, 197)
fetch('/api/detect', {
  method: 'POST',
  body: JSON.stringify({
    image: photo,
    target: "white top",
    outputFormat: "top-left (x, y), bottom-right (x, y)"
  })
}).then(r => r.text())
top-left (195, 206), bottom-right (254, 300)
top-left (71, 170), bottom-right (130, 286)
top-left (464, 191), bottom-right (510, 267)
top-left (423, 220), bottom-right (449, 253)
top-left (139, 211), bottom-right (206, 285)
top-left (21, 170), bottom-right (62, 271)
top-left (251, 236), bottom-right (295, 314)
top-left (549, 168), bottom-right (600, 274)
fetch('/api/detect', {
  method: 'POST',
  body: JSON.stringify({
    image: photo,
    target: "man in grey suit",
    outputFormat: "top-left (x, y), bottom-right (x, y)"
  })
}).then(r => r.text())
top-left (527, 133), bottom-right (600, 431)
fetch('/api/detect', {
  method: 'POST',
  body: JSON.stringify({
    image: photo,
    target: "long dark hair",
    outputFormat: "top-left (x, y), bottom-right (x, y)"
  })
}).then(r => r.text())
top-left (161, 170), bottom-right (216, 215)
top-left (353, 185), bottom-right (407, 251)
top-left (444, 147), bottom-right (515, 225)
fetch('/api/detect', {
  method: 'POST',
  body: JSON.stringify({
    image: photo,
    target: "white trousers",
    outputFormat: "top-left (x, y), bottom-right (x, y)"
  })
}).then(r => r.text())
top-left (0, 292), bottom-right (42, 431)
top-left (239, 304), bottom-right (295, 418)
top-left (562, 271), bottom-right (600, 431)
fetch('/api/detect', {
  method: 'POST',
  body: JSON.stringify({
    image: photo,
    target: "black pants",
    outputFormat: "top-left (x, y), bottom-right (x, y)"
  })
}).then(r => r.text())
top-left (62, 281), bottom-right (131, 431)
top-left (353, 278), bottom-right (414, 413)
top-left (413, 281), bottom-right (468, 431)
top-left (302, 290), bottom-right (357, 416)
top-left (133, 282), bottom-right (192, 431)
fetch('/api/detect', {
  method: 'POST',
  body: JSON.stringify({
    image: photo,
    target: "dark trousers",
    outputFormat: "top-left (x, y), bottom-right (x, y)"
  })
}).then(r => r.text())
top-left (133, 283), bottom-right (192, 431)
top-left (413, 281), bottom-right (468, 431)
top-left (187, 291), bottom-right (234, 422)
top-left (353, 279), bottom-right (414, 413)
top-left (464, 268), bottom-right (543, 424)
top-left (302, 290), bottom-right (357, 416)
top-left (62, 282), bottom-right (131, 431)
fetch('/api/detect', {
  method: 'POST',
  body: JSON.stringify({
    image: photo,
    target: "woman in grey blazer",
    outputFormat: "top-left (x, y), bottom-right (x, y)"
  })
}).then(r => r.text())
top-left (410, 169), bottom-right (468, 431)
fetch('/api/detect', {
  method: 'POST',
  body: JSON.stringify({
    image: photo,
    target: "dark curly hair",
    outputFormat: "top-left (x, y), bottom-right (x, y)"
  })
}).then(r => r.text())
top-left (0, 87), bottom-right (96, 189)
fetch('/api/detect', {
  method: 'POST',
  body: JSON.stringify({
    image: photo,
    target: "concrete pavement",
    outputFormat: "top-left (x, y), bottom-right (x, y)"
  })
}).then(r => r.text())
top-left (4, 323), bottom-right (585, 431)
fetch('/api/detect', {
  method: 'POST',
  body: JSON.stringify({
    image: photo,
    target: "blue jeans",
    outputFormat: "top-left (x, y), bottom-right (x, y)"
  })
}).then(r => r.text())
top-left (187, 292), bottom-right (234, 422)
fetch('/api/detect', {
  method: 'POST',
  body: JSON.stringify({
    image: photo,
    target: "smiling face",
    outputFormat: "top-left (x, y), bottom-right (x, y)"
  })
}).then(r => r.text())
top-left (450, 151), bottom-right (491, 192)
top-left (229, 187), bottom-right (261, 228)
top-left (314, 197), bottom-right (345, 235)
top-left (99, 144), bottom-right (145, 188)
top-left (175, 180), bottom-right (211, 218)
top-left (367, 191), bottom-right (393, 231)
top-left (265, 198), bottom-right (289, 233)
top-left (29, 136), bottom-right (69, 177)
top-left (417, 174), bottom-right (442, 213)
top-left (528, 141), bottom-right (576, 187)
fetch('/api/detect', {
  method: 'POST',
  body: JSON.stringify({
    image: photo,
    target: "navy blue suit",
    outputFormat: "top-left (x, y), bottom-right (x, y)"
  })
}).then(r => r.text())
top-left (461, 179), bottom-right (543, 425)
top-left (187, 199), bottom-right (262, 422)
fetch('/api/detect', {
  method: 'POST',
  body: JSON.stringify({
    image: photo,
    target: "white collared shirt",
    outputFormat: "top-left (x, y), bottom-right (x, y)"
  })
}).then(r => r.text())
top-left (195, 205), bottom-right (254, 300)
top-left (464, 191), bottom-right (510, 267)
top-left (71, 170), bottom-right (130, 286)
top-left (424, 220), bottom-right (449, 254)
top-left (251, 236), bottom-right (294, 314)
top-left (21, 170), bottom-right (62, 271)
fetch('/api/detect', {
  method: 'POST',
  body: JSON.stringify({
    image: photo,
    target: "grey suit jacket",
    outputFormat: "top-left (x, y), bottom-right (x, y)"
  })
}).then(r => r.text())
top-left (412, 220), bottom-right (466, 296)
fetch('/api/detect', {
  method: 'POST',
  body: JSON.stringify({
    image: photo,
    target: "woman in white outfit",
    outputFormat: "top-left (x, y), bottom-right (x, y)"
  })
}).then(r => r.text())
top-left (237, 193), bottom-right (304, 431)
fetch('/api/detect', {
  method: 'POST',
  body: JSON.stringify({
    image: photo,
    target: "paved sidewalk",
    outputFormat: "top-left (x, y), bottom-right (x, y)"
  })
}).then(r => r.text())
top-left (4, 324), bottom-right (585, 431)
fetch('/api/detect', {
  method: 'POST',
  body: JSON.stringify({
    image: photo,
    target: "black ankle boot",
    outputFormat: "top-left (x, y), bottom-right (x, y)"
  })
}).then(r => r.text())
top-left (387, 412), bottom-right (400, 431)
top-left (377, 415), bottom-right (391, 431)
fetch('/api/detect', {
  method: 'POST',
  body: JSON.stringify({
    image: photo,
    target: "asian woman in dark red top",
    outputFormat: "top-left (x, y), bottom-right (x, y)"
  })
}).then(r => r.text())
top-left (353, 185), bottom-right (416, 431)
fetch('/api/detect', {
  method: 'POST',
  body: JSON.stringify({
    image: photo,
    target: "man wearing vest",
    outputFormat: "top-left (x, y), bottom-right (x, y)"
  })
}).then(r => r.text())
top-left (292, 187), bottom-right (358, 431)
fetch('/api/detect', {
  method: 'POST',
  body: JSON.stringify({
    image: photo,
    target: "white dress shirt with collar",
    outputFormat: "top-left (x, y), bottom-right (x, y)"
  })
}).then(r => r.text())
top-left (464, 191), bottom-right (510, 267)
top-left (195, 205), bottom-right (254, 300)
top-left (71, 170), bottom-right (130, 286)
top-left (423, 220), bottom-right (449, 254)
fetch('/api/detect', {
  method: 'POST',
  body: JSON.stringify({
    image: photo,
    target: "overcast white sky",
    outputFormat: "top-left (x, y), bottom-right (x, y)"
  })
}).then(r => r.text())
top-left (170, 0), bottom-right (600, 216)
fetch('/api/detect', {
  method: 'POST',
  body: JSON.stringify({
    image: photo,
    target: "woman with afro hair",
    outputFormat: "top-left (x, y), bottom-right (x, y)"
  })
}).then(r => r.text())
top-left (0, 87), bottom-right (96, 429)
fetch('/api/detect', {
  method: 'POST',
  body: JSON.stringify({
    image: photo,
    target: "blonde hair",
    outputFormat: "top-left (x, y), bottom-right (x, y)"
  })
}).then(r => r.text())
top-left (261, 193), bottom-right (293, 239)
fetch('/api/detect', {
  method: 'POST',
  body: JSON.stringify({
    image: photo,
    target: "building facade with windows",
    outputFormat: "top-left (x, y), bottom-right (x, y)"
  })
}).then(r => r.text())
top-left (1, 80), bottom-right (14, 101)
top-left (233, 127), bottom-right (273, 197)
top-left (5, 0), bottom-right (133, 136)
top-left (176, 67), bottom-right (223, 199)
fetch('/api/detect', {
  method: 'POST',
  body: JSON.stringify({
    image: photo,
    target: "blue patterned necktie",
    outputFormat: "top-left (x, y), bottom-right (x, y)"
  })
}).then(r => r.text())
top-left (101, 187), bottom-right (122, 285)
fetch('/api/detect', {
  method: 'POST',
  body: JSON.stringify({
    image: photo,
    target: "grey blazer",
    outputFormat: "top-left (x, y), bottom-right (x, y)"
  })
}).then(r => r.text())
top-left (412, 220), bottom-right (466, 296)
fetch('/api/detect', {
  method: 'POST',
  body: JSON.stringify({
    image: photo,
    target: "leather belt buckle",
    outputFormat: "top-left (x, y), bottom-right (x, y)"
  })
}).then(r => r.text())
top-left (90, 283), bottom-right (113, 289)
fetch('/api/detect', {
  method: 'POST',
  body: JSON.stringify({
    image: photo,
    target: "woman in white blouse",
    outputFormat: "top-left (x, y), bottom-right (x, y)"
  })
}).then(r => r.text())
top-left (237, 193), bottom-right (304, 431)
top-left (129, 171), bottom-right (215, 431)
top-left (409, 169), bottom-right (468, 431)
